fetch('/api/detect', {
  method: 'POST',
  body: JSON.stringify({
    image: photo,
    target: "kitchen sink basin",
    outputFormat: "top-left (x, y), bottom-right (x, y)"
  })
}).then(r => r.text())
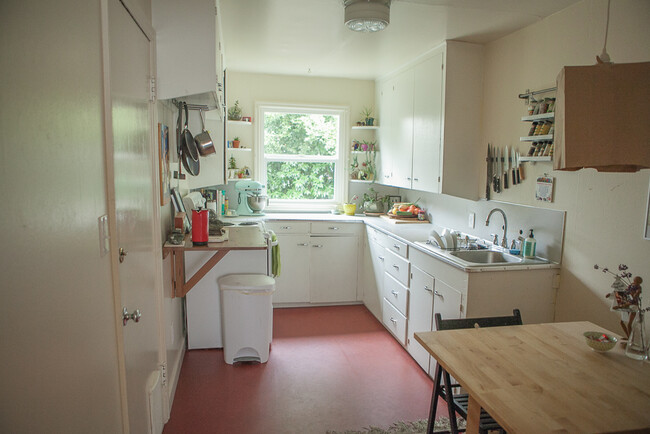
top-left (448, 250), bottom-right (523, 264)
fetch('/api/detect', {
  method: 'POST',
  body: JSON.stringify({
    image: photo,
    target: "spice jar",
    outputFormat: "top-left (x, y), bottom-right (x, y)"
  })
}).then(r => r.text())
top-left (418, 209), bottom-right (426, 221)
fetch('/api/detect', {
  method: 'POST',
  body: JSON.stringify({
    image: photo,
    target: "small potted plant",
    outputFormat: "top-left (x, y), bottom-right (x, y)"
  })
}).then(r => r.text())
top-left (343, 195), bottom-right (358, 216)
top-left (232, 137), bottom-right (240, 148)
top-left (361, 106), bottom-right (374, 126)
top-left (228, 100), bottom-right (242, 120)
top-left (363, 187), bottom-right (388, 213)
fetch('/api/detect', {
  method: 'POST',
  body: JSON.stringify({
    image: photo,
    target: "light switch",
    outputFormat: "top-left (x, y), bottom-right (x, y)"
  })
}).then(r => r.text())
top-left (468, 212), bottom-right (475, 229)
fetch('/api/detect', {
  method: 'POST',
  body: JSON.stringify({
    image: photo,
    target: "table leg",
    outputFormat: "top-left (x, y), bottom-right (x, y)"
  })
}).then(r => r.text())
top-left (465, 395), bottom-right (480, 434)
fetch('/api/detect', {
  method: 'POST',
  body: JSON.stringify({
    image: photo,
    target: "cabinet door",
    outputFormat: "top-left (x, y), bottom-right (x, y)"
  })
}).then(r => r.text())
top-left (365, 237), bottom-right (387, 319)
top-left (377, 78), bottom-right (395, 185)
top-left (407, 265), bottom-right (435, 372)
top-left (432, 279), bottom-right (462, 327)
top-left (391, 68), bottom-right (415, 189)
top-left (309, 236), bottom-right (358, 303)
top-left (412, 53), bottom-right (443, 193)
top-left (272, 234), bottom-right (310, 304)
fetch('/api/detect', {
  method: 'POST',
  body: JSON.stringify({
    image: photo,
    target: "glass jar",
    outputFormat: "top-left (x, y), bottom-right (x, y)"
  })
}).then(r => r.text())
top-left (625, 310), bottom-right (648, 361)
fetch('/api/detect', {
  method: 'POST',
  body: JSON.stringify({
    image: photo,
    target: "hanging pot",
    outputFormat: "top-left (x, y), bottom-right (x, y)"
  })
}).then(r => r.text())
top-left (194, 109), bottom-right (215, 156)
top-left (181, 103), bottom-right (199, 161)
top-left (181, 146), bottom-right (200, 176)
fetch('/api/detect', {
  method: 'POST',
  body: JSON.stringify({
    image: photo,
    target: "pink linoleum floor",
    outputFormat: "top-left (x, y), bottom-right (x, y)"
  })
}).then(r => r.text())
top-left (163, 305), bottom-right (439, 434)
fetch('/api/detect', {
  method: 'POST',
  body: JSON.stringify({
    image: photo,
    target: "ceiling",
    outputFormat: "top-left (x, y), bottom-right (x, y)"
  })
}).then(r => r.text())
top-left (219, 0), bottom-right (581, 80)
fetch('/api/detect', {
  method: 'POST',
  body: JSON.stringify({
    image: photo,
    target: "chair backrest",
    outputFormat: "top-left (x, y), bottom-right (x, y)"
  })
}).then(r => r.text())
top-left (435, 309), bottom-right (522, 331)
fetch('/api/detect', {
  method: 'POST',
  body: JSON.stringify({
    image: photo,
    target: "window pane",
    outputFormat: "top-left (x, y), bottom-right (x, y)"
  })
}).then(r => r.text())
top-left (266, 161), bottom-right (335, 200)
top-left (264, 112), bottom-right (338, 156)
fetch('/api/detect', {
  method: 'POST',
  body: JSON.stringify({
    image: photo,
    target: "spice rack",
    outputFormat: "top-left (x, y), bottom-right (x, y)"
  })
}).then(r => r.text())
top-left (518, 88), bottom-right (556, 163)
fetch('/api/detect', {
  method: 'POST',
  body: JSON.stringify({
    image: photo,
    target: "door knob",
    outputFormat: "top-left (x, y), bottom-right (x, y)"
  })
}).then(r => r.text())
top-left (122, 307), bottom-right (142, 326)
top-left (119, 247), bottom-right (127, 263)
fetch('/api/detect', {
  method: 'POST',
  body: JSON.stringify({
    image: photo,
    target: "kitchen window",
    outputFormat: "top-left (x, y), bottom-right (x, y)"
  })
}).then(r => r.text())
top-left (256, 103), bottom-right (348, 211)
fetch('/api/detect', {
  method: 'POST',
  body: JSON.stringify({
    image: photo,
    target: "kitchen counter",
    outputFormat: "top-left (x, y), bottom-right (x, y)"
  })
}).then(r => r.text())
top-left (258, 213), bottom-right (559, 273)
top-left (163, 225), bottom-right (268, 297)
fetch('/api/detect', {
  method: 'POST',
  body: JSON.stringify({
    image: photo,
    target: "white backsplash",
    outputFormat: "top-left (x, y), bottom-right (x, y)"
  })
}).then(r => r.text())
top-left (399, 190), bottom-right (565, 263)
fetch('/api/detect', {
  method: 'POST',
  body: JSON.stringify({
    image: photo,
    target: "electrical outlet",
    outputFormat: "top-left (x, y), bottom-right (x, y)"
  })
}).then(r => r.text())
top-left (468, 212), bottom-right (475, 229)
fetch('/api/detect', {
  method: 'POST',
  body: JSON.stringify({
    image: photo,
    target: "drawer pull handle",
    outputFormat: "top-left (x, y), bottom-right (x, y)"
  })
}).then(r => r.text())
top-left (434, 290), bottom-right (444, 298)
top-left (328, 226), bottom-right (339, 230)
top-left (391, 290), bottom-right (399, 297)
top-left (281, 226), bottom-right (291, 230)
top-left (393, 244), bottom-right (400, 250)
top-left (392, 265), bottom-right (399, 270)
top-left (297, 243), bottom-right (308, 246)
top-left (312, 244), bottom-right (323, 248)
top-left (378, 255), bottom-right (385, 261)
top-left (424, 286), bottom-right (433, 293)
top-left (389, 317), bottom-right (397, 324)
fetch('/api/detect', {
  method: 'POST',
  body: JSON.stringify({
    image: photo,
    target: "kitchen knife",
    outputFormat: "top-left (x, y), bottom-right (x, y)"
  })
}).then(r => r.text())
top-left (510, 148), bottom-right (517, 185)
top-left (486, 144), bottom-right (491, 200)
top-left (492, 146), bottom-right (498, 193)
top-left (503, 146), bottom-right (510, 188)
top-left (495, 147), bottom-right (501, 193)
top-left (517, 150), bottom-right (524, 182)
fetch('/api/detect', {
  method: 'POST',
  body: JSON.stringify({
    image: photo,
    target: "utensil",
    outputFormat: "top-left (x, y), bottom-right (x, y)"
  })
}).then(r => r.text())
top-left (486, 144), bottom-right (491, 200)
top-left (181, 103), bottom-right (199, 161)
top-left (194, 109), bottom-right (215, 156)
top-left (495, 148), bottom-right (501, 193)
top-left (510, 148), bottom-right (517, 185)
top-left (181, 146), bottom-right (200, 176)
top-left (517, 151), bottom-right (524, 182)
top-left (503, 145), bottom-right (509, 189)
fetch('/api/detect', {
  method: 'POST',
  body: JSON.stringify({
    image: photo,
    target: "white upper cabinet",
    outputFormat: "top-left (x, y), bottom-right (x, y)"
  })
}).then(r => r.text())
top-left (153, 0), bottom-right (221, 104)
top-left (376, 41), bottom-right (483, 200)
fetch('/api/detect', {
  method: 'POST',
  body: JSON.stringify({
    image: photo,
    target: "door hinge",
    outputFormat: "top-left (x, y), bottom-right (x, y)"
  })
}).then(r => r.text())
top-left (150, 77), bottom-right (156, 103)
top-left (160, 362), bottom-right (167, 387)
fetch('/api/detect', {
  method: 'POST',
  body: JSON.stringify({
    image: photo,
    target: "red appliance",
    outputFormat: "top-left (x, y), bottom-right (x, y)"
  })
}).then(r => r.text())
top-left (192, 209), bottom-right (209, 246)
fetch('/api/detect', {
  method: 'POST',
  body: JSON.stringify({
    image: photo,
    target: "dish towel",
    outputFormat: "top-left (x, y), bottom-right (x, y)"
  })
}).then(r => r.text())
top-left (271, 232), bottom-right (281, 277)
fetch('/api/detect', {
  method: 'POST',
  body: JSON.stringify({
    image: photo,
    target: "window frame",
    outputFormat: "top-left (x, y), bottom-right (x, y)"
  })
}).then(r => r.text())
top-left (255, 102), bottom-right (349, 212)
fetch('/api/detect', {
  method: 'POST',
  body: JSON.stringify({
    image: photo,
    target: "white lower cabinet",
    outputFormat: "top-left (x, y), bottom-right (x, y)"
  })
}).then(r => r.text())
top-left (364, 235), bottom-right (387, 320)
top-left (309, 236), bottom-right (358, 303)
top-left (407, 265), bottom-right (435, 372)
top-left (266, 221), bottom-right (360, 305)
top-left (382, 297), bottom-right (407, 346)
top-left (271, 234), bottom-right (310, 303)
top-left (383, 273), bottom-right (408, 316)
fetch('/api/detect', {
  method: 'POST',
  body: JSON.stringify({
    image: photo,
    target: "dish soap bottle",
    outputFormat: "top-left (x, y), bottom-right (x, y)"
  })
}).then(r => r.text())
top-left (523, 229), bottom-right (536, 259)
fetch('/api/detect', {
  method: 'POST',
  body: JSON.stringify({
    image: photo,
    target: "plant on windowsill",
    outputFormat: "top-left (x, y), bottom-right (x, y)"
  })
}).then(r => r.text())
top-left (343, 195), bottom-right (358, 216)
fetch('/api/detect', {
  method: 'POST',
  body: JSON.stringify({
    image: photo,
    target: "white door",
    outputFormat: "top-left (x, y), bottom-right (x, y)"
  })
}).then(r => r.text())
top-left (108, 1), bottom-right (160, 432)
top-left (407, 265), bottom-right (435, 373)
top-left (412, 53), bottom-right (444, 193)
top-left (272, 234), bottom-right (311, 303)
top-left (392, 68), bottom-right (415, 189)
top-left (309, 236), bottom-right (358, 303)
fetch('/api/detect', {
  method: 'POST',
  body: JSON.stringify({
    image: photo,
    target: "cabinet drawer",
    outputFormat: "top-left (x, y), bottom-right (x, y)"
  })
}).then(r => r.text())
top-left (383, 273), bottom-right (408, 316)
top-left (310, 221), bottom-right (358, 235)
top-left (265, 221), bottom-right (310, 234)
top-left (385, 249), bottom-right (410, 286)
top-left (383, 237), bottom-right (408, 258)
top-left (367, 226), bottom-right (388, 244)
top-left (382, 297), bottom-right (407, 346)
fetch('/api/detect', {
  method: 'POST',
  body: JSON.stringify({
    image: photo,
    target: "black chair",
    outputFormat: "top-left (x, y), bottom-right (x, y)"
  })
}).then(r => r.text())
top-left (426, 309), bottom-right (522, 434)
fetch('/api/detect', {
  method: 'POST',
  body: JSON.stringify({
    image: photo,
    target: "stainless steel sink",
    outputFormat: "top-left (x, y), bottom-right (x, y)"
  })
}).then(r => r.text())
top-left (448, 250), bottom-right (523, 264)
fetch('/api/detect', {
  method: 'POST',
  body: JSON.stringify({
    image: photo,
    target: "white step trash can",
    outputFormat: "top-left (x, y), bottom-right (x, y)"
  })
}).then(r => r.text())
top-left (219, 274), bottom-right (276, 364)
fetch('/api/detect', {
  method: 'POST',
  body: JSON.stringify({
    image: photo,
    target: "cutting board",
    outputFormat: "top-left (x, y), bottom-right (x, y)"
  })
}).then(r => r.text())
top-left (380, 215), bottom-right (430, 224)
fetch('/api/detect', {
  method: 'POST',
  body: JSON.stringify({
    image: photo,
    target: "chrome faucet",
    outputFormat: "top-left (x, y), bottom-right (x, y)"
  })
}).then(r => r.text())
top-left (485, 208), bottom-right (508, 248)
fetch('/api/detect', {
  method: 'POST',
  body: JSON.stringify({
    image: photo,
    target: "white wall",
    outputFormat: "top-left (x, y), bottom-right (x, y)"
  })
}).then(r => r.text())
top-left (0, 0), bottom-right (123, 431)
top-left (480, 0), bottom-right (650, 331)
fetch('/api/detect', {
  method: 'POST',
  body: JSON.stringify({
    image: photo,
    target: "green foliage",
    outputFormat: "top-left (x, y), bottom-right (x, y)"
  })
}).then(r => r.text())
top-left (263, 112), bottom-right (339, 200)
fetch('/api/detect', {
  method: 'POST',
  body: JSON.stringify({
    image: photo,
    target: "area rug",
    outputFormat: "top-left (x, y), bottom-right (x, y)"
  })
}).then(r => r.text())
top-left (327, 416), bottom-right (466, 434)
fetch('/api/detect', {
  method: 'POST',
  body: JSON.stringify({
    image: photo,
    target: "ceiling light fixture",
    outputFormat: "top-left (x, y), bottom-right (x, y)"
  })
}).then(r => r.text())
top-left (344, 0), bottom-right (391, 33)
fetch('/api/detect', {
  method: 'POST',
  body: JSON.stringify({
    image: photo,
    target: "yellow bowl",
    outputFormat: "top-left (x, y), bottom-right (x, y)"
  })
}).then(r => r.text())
top-left (583, 331), bottom-right (618, 352)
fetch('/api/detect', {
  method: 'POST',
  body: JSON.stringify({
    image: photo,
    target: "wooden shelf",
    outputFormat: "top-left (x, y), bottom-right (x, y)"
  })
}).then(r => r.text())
top-left (520, 134), bottom-right (553, 142)
top-left (352, 126), bottom-right (379, 130)
top-left (227, 120), bottom-right (252, 126)
top-left (521, 113), bottom-right (554, 122)
top-left (519, 156), bottom-right (552, 163)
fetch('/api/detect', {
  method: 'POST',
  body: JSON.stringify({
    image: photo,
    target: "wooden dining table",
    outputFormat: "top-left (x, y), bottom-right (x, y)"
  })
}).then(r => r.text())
top-left (415, 321), bottom-right (650, 434)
